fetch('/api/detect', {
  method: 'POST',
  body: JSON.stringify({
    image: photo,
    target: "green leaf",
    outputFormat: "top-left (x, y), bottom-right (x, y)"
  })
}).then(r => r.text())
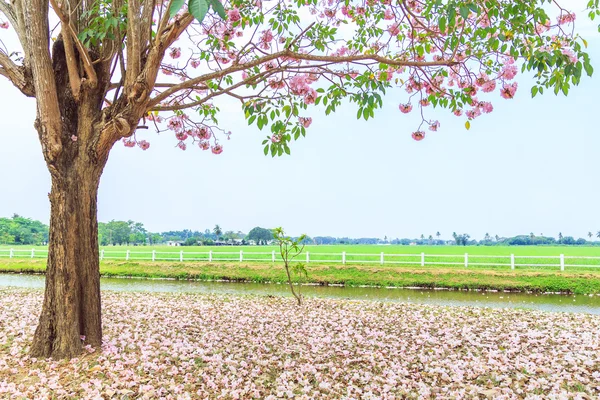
top-left (169, 0), bottom-right (186, 18)
top-left (439, 17), bottom-right (446, 32)
top-left (584, 61), bottom-right (594, 77)
top-left (209, 0), bottom-right (227, 20)
top-left (459, 5), bottom-right (469, 20)
top-left (189, 0), bottom-right (209, 23)
top-left (531, 86), bottom-right (538, 98)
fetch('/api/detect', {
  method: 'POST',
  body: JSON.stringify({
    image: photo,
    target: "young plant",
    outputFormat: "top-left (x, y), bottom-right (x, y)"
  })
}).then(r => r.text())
top-left (273, 227), bottom-right (307, 306)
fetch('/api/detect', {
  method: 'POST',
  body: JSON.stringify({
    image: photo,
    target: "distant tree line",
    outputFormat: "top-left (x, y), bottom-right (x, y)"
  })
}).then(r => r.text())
top-left (2, 215), bottom-right (600, 247)
top-left (0, 215), bottom-right (49, 245)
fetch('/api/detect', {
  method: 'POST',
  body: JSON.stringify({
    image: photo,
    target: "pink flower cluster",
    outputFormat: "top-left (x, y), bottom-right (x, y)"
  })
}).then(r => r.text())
top-left (298, 117), bottom-right (312, 128)
top-left (0, 21), bottom-right (9, 29)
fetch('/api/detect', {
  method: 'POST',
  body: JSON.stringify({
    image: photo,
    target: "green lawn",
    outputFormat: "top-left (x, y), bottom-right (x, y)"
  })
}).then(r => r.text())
top-left (1, 245), bottom-right (599, 269)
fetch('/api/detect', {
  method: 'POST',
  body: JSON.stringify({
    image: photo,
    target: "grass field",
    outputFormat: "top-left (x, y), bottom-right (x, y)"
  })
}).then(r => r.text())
top-left (2, 244), bottom-right (600, 268)
top-left (2, 245), bottom-right (600, 293)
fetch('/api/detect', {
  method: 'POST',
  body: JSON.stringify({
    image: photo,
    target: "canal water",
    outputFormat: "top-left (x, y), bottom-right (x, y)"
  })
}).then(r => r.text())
top-left (1, 273), bottom-right (600, 314)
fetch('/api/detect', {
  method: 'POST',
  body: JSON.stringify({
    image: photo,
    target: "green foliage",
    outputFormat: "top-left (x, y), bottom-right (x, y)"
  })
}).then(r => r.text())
top-left (273, 227), bottom-right (308, 305)
top-left (99, 220), bottom-right (147, 246)
top-left (246, 227), bottom-right (272, 245)
top-left (0, 215), bottom-right (48, 245)
top-left (78, 0), bottom-right (127, 47)
top-left (169, 0), bottom-right (226, 23)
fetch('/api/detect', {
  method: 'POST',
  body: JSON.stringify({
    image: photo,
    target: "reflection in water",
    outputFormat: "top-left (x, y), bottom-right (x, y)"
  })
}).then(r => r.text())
top-left (1, 273), bottom-right (599, 314)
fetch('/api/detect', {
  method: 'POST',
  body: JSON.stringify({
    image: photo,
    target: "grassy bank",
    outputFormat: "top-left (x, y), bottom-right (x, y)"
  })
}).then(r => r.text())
top-left (3, 259), bottom-right (600, 294)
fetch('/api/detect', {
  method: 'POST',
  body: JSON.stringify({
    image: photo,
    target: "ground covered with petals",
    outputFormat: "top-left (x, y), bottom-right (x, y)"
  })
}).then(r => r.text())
top-left (1, 289), bottom-right (599, 399)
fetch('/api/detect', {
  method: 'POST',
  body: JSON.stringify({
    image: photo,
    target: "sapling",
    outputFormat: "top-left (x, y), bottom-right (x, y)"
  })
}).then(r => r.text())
top-left (273, 227), bottom-right (308, 306)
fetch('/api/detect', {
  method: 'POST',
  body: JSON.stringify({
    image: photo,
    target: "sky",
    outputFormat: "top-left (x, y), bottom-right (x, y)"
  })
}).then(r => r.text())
top-left (1, 3), bottom-right (599, 241)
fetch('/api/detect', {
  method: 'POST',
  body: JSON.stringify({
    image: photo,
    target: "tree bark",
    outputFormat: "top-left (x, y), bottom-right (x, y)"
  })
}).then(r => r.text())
top-left (30, 154), bottom-right (105, 359)
top-left (29, 36), bottom-right (111, 358)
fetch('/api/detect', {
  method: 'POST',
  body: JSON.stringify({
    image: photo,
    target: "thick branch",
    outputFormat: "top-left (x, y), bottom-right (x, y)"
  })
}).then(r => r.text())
top-left (125, 0), bottom-right (141, 90)
top-left (23, 0), bottom-right (62, 163)
top-left (0, 0), bottom-right (27, 50)
top-left (0, 52), bottom-right (33, 96)
top-left (49, 0), bottom-right (97, 89)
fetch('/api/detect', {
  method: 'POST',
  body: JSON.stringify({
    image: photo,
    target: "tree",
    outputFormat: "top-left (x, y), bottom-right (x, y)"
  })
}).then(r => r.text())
top-left (436, 232), bottom-right (441, 241)
top-left (588, 232), bottom-right (593, 240)
top-left (247, 226), bottom-right (272, 245)
top-left (273, 227), bottom-right (307, 306)
top-left (0, 0), bottom-right (596, 359)
top-left (213, 225), bottom-right (223, 240)
top-left (558, 232), bottom-right (564, 243)
top-left (597, 231), bottom-right (600, 239)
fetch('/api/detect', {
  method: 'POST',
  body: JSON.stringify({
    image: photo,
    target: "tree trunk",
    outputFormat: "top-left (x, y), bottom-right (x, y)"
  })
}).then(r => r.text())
top-left (30, 156), bottom-right (105, 359)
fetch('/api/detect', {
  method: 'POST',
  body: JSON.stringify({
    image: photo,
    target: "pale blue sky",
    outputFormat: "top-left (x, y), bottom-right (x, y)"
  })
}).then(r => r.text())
top-left (1, 5), bottom-right (599, 240)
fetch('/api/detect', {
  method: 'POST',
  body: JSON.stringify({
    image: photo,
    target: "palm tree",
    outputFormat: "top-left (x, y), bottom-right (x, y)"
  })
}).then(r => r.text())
top-left (597, 231), bottom-right (600, 239)
top-left (495, 234), bottom-right (500, 242)
top-left (420, 234), bottom-right (425, 240)
top-left (558, 232), bottom-right (563, 243)
top-left (428, 235), bottom-right (433, 244)
top-left (213, 224), bottom-right (223, 240)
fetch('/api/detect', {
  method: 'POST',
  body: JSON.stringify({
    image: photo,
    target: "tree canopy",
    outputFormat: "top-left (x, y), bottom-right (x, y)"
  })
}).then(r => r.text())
top-left (0, 214), bottom-right (49, 245)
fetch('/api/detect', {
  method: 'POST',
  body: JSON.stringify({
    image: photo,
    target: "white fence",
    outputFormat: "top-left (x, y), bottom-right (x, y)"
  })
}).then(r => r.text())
top-left (1, 248), bottom-right (600, 271)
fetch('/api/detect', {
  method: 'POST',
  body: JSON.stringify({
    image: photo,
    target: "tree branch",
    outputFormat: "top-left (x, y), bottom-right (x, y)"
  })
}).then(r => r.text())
top-left (0, 51), bottom-right (34, 96)
top-left (124, 0), bottom-right (141, 90)
top-left (48, 0), bottom-right (97, 89)
top-left (23, 0), bottom-right (62, 163)
top-left (148, 50), bottom-right (457, 109)
top-left (0, 0), bottom-right (27, 50)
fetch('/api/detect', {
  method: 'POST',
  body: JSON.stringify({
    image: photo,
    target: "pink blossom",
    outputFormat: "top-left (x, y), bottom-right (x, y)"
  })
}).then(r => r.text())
top-left (123, 139), bottom-right (136, 148)
top-left (0, 21), bottom-right (8, 29)
top-left (412, 131), bottom-right (425, 141)
top-left (387, 23), bottom-right (400, 36)
top-left (384, 8), bottom-right (394, 20)
top-left (481, 80), bottom-right (496, 93)
top-left (419, 99), bottom-right (430, 107)
top-left (199, 141), bottom-right (210, 150)
top-left (211, 144), bottom-right (223, 154)
top-left (561, 49), bottom-right (578, 64)
top-left (303, 88), bottom-right (318, 105)
top-left (501, 64), bottom-right (518, 80)
top-left (228, 7), bottom-right (241, 22)
top-left (558, 13), bottom-right (576, 25)
top-left (466, 108), bottom-right (482, 119)
top-left (191, 60), bottom-right (201, 68)
top-left (299, 117), bottom-right (312, 128)
top-left (429, 121), bottom-right (440, 131)
top-left (399, 103), bottom-right (413, 114)
top-left (481, 102), bottom-right (494, 113)
top-left (271, 134), bottom-right (282, 143)
top-left (500, 82), bottom-right (518, 99)
top-left (138, 140), bottom-right (150, 150)
top-left (198, 127), bottom-right (211, 140)
top-left (175, 132), bottom-right (188, 141)
top-left (169, 48), bottom-right (181, 59)
top-left (71, 135), bottom-right (78, 142)
top-left (453, 109), bottom-right (463, 117)
top-left (177, 142), bottom-right (187, 150)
